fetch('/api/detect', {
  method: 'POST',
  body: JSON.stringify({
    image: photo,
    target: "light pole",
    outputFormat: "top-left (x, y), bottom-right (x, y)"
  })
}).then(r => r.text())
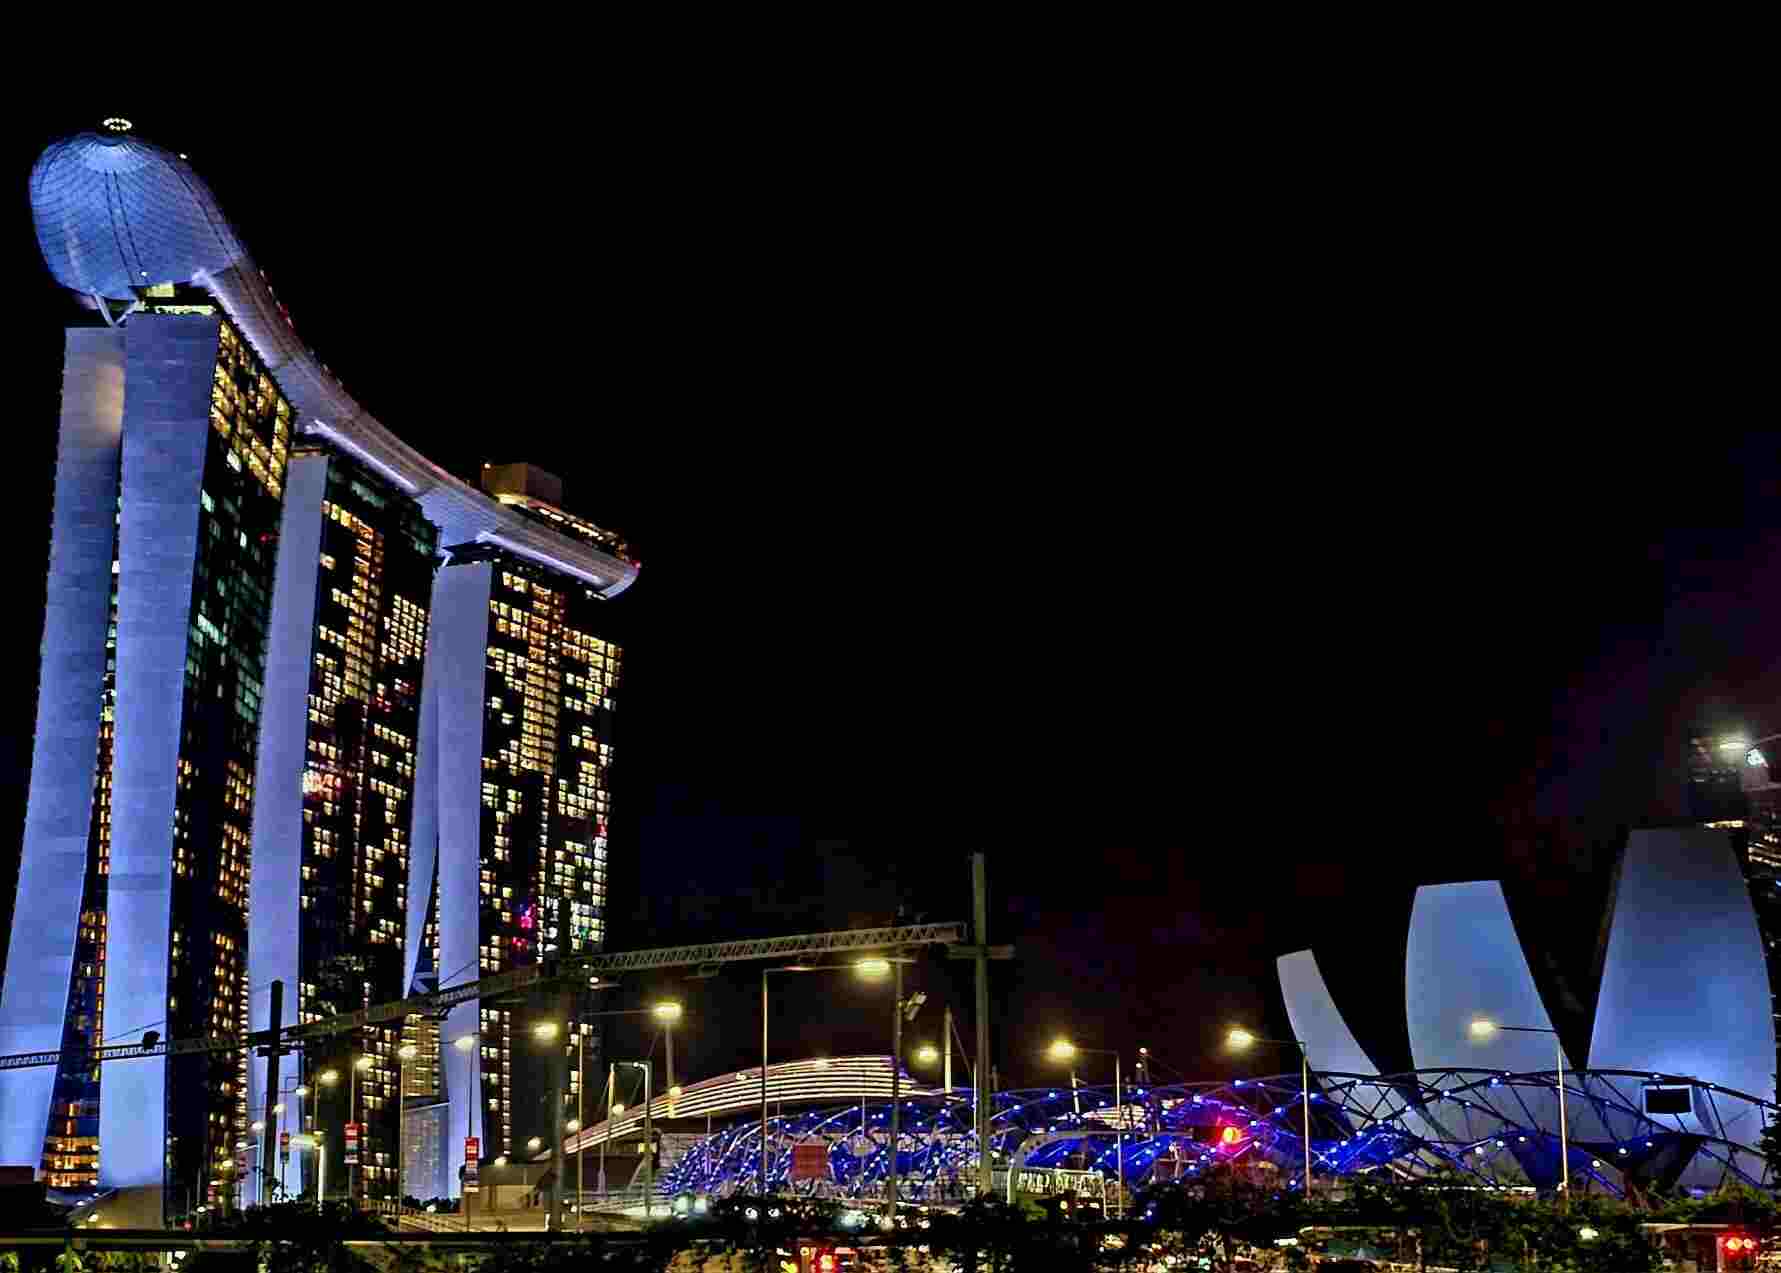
top-left (248, 1122), bottom-right (265, 1209)
top-left (396, 1044), bottom-right (418, 1214)
top-left (1048, 1040), bottom-right (1126, 1217)
top-left (760, 960), bottom-right (891, 1195)
top-left (317, 1068), bottom-right (340, 1204)
top-left (451, 1033), bottom-right (479, 1229)
top-left (616, 1060), bottom-right (653, 1218)
top-left (1226, 1029), bottom-right (1314, 1200)
top-left (603, 1084), bottom-right (623, 1205)
top-left (531, 1000), bottom-right (685, 1227)
top-left (350, 1055), bottom-right (372, 1205)
top-left (1471, 1019), bottom-right (1570, 1203)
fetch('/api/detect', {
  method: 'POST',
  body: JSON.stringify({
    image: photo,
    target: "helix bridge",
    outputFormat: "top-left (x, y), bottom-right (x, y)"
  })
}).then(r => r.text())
top-left (641, 1067), bottom-right (1774, 1200)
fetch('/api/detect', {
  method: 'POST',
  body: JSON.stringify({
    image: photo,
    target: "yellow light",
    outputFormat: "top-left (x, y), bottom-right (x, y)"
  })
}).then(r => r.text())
top-left (652, 1001), bottom-right (684, 1023)
top-left (527, 1136), bottom-right (543, 1151)
top-left (611, 1103), bottom-right (626, 1117)
top-left (1469, 1019), bottom-right (1497, 1039)
top-left (854, 958), bottom-right (892, 979)
top-left (1048, 1039), bottom-right (1078, 1062)
top-left (318, 1069), bottom-right (340, 1086)
top-left (669, 1085), bottom-right (684, 1100)
top-left (454, 1036), bottom-right (477, 1053)
top-left (1226, 1029), bottom-right (1256, 1051)
top-left (915, 1044), bottom-right (940, 1065)
top-left (494, 1155), bottom-right (508, 1167)
top-left (354, 1056), bottom-right (373, 1071)
top-left (812, 1057), bottom-right (830, 1069)
top-left (398, 1044), bottom-right (419, 1061)
top-left (565, 1119), bottom-right (581, 1133)
top-left (533, 1021), bottom-right (560, 1042)
top-left (271, 1103), bottom-right (285, 1115)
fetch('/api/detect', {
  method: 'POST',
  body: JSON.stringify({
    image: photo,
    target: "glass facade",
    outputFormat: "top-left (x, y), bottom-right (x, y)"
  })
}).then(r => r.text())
top-left (452, 550), bottom-right (621, 1158)
top-left (171, 317), bottom-right (290, 1208)
top-left (291, 455), bottom-right (436, 1204)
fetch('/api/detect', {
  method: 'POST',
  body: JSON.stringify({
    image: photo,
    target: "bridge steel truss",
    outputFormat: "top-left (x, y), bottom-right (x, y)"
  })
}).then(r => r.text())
top-left (656, 1068), bottom-right (1777, 1202)
top-left (0, 922), bottom-right (968, 1074)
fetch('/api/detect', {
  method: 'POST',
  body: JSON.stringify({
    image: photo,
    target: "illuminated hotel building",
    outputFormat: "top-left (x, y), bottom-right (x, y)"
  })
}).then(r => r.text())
top-left (0, 124), bottom-right (635, 1222)
top-left (424, 463), bottom-right (625, 1174)
top-left (243, 449), bottom-right (437, 1205)
top-left (0, 298), bottom-right (291, 1202)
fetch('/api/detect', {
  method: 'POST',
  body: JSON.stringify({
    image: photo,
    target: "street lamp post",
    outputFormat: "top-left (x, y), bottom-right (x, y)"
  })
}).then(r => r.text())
top-left (317, 1068), bottom-right (340, 1206)
top-left (451, 1033), bottom-right (479, 1229)
top-left (1048, 1040), bottom-right (1126, 1217)
top-left (1226, 1029), bottom-right (1314, 1199)
top-left (1471, 1019), bottom-right (1570, 1203)
top-left (616, 1060), bottom-right (653, 1218)
top-left (396, 1044), bottom-right (418, 1215)
top-left (350, 1055), bottom-right (372, 1206)
top-left (760, 960), bottom-right (891, 1195)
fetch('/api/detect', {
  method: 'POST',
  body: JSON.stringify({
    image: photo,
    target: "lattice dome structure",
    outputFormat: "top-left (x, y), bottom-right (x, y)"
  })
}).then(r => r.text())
top-left (653, 1069), bottom-right (1774, 1201)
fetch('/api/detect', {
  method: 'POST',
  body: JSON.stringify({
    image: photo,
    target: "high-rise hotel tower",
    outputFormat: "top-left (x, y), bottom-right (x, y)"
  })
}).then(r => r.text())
top-left (0, 124), bottom-right (636, 1220)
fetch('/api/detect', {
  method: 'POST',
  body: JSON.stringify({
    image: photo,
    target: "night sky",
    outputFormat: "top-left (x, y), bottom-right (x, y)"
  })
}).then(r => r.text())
top-left (0, 101), bottom-right (1771, 1100)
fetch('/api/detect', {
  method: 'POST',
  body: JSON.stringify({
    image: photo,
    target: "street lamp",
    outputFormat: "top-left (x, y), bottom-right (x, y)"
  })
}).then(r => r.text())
top-left (1226, 1029), bottom-right (1315, 1200)
top-left (616, 1060), bottom-right (655, 1219)
top-left (760, 960), bottom-right (893, 1197)
top-left (654, 1000), bottom-right (684, 1095)
top-left (350, 1055), bottom-right (373, 1207)
top-left (396, 1043), bottom-right (419, 1211)
top-left (1471, 1019), bottom-right (1570, 1202)
top-left (449, 1033), bottom-right (480, 1230)
top-left (915, 1044), bottom-right (940, 1066)
top-left (1049, 1040), bottom-right (1129, 1217)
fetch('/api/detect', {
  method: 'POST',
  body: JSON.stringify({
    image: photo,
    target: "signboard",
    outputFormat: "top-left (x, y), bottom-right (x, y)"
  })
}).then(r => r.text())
top-left (464, 1136), bottom-right (480, 1194)
top-left (344, 1121), bottom-right (360, 1165)
top-left (1007, 1166), bottom-right (1106, 1205)
top-left (790, 1142), bottom-right (828, 1182)
top-left (279, 1130), bottom-right (290, 1162)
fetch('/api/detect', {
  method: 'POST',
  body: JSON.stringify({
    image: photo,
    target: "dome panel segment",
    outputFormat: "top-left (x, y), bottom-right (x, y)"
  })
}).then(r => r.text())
top-left (1278, 950), bottom-right (1379, 1076)
top-left (1406, 880), bottom-right (1570, 1072)
top-left (29, 131), bottom-right (246, 299)
top-left (1589, 827), bottom-right (1775, 1106)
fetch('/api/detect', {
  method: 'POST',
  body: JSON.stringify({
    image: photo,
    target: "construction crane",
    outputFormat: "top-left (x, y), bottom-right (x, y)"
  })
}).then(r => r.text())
top-left (0, 921), bottom-right (968, 1073)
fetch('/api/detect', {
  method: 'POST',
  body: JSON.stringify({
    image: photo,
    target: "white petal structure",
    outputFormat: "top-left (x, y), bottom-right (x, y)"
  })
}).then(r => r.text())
top-left (1277, 950), bottom-right (1379, 1076)
top-left (1406, 880), bottom-right (1571, 1073)
top-left (1590, 828), bottom-right (1775, 1106)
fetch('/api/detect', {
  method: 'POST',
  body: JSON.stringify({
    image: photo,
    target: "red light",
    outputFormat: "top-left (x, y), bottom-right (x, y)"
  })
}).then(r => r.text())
top-left (1220, 1126), bottom-right (1243, 1146)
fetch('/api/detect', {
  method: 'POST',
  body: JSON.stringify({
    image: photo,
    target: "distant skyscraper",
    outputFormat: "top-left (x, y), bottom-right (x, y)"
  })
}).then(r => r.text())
top-left (2, 123), bottom-right (635, 1222)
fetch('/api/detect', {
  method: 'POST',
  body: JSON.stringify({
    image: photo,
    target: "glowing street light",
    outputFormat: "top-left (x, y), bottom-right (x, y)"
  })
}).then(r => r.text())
top-left (528, 1136), bottom-right (543, 1153)
top-left (318, 1069), bottom-right (340, 1086)
top-left (354, 1056), bottom-right (373, 1071)
top-left (652, 1002), bottom-right (684, 1023)
top-left (611, 1103), bottom-right (626, 1117)
top-left (1047, 1038), bottom-right (1129, 1216)
top-left (915, 1044), bottom-right (940, 1065)
top-left (250, 1121), bottom-right (265, 1133)
top-left (854, 958), bottom-right (892, 979)
top-left (1470, 1018), bottom-right (1570, 1203)
top-left (1226, 1028), bottom-right (1315, 1200)
top-left (565, 1119), bottom-right (581, 1133)
top-left (294, 1085), bottom-right (310, 1098)
top-left (532, 1021), bottom-right (560, 1042)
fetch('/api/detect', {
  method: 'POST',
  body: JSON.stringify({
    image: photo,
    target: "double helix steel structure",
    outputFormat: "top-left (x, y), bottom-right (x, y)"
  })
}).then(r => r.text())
top-left (654, 1068), bottom-right (1775, 1201)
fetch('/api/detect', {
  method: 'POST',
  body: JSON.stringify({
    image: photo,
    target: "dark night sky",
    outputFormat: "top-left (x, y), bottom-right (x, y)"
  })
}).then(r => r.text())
top-left (0, 96), bottom-right (1770, 1096)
